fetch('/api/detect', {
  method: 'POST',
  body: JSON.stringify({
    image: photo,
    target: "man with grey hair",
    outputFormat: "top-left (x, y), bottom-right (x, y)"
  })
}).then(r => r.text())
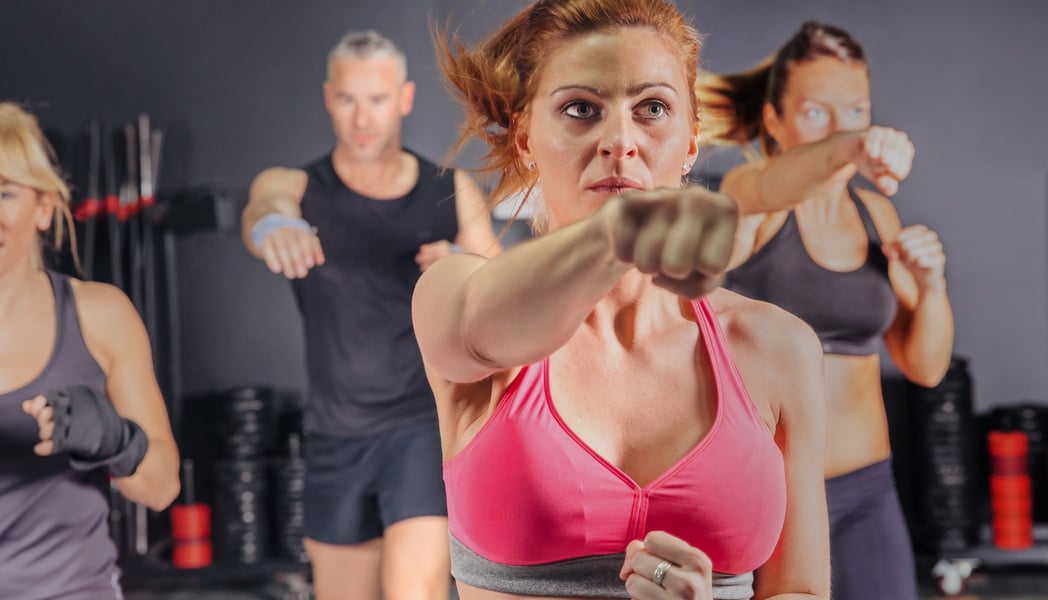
top-left (241, 29), bottom-right (499, 600)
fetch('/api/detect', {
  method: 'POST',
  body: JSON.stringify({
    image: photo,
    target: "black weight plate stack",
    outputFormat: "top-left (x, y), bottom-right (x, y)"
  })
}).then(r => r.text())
top-left (218, 387), bottom-right (274, 460)
top-left (272, 433), bottom-right (307, 563)
top-left (213, 459), bottom-right (269, 564)
top-left (909, 356), bottom-right (980, 552)
top-left (211, 388), bottom-right (275, 564)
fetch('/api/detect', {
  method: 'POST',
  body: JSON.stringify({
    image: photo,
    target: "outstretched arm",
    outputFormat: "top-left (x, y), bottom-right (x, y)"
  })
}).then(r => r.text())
top-left (241, 167), bottom-right (324, 279)
top-left (412, 187), bottom-right (738, 383)
top-left (412, 211), bottom-right (626, 383)
top-left (722, 127), bottom-right (914, 217)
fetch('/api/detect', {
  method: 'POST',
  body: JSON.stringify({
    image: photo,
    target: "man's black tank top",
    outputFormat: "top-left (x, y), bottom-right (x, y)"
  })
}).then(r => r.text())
top-left (292, 150), bottom-right (458, 436)
top-left (0, 271), bottom-right (122, 599)
top-left (726, 188), bottom-right (897, 356)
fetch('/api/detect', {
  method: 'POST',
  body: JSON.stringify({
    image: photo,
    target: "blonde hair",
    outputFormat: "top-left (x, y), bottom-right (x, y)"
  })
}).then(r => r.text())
top-left (0, 102), bottom-right (76, 271)
top-left (435, 0), bottom-right (703, 230)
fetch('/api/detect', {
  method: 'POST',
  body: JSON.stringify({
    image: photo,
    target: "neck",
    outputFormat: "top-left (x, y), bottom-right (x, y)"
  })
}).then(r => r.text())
top-left (799, 183), bottom-right (851, 223)
top-left (331, 144), bottom-right (405, 185)
top-left (0, 260), bottom-right (43, 321)
top-left (588, 271), bottom-right (678, 348)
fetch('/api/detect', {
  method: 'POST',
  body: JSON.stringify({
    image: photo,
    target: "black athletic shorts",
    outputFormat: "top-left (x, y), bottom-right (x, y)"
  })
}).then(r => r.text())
top-left (302, 422), bottom-right (447, 545)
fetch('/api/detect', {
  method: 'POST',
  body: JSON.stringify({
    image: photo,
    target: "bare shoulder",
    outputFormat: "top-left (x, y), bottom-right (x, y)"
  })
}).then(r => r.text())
top-left (68, 279), bottom-right (143, 369)
top-left (854, 187), bottom-right (902, 240)
top-left (708, 289), bottom-right (823, 423)
top-left (254, 166), bottom-right (307, 182)
top-left (70, 279), bottom-right (138, 325)
top-left (711, 288), bottom-right (819, 360)
top-left (251, 166), bottom-right (308, 193)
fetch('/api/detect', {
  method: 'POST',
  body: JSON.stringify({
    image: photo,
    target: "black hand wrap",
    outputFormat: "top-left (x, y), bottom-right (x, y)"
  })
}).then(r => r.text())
top-left (44, 385), bottom-right (149, 478)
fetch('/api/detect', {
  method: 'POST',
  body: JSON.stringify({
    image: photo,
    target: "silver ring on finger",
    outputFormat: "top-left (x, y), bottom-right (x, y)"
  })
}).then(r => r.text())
top-left (652, 560), bottom-right (672, 587)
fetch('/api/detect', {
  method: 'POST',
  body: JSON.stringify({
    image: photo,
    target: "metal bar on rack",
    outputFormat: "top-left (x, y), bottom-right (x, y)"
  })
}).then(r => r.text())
top-left (122, 123), bottom-right (142, 309)
top-left (74, 120), bottom-right (102, 280)
top-left (101, 123), bottom-right (120, 284)
top-left (139, 115), bottom-right (161, 367)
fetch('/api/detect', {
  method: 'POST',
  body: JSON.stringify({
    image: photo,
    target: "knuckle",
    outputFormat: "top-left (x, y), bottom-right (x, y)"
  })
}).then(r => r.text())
top-left (662, 264), bottom-right (691, 281)
top-left (644, 530), bottom-right (667, 545)
top-left (686, 551), bottom-right (713, 573)
top-left (681, 580), bottom-right (702, 600)
top-left (636, 260), bottom-right (659, 275)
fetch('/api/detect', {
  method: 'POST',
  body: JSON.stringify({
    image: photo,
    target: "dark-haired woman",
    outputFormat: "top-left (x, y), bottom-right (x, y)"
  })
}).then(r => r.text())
top-left (701, 21), bottom-right (954, 600)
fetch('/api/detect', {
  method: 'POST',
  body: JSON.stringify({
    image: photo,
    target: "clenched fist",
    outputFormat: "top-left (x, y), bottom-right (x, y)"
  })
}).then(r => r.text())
top-left (847, 126), bottom-right (915, 197)
top-left (261, 227), bottom-right (326, 279)
top-left (599, 186), bottom-right (738, 299)
top-left (620, 531), bottom-right (714, 599)
top-left (883, 224), bottom-right (946, 292)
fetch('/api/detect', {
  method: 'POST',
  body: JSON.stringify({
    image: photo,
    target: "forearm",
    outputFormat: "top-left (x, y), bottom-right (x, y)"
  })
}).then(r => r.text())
top-left (895, 287), bottom-right (954, 387)
top-left (113, 437), bottom-right (180, 511)
top-left (241, 195), bottom-right (302, 256)
top-left (459, 214), bottom-right (628, 370)
top-left (739, 132), bottom-right (861, 215)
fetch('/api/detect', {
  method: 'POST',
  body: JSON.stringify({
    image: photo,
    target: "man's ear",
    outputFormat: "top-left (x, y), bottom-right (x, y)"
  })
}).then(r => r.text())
top-left (400, 80), bottom-right (416, 117)
top-left (323, 80), bottom-right (335, 115)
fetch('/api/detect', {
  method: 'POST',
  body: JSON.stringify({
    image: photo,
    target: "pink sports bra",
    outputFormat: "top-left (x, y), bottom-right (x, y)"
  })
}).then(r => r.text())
top-left (444, 298), bottom-right (787, 583)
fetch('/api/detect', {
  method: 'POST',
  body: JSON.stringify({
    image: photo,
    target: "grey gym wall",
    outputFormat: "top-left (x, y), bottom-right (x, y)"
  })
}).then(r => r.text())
top-left (1, 1), bottom-right (1045, 411)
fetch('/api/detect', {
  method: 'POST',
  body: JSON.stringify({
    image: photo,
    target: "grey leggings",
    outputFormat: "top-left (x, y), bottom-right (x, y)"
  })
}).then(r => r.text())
top-left (827, 459), bottom-right (918, 600)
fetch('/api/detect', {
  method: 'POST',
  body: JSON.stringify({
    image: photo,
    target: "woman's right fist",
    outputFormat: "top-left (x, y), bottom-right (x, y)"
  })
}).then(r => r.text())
top-left (851, 126), bottom-right (915, 196)
top-left (600, 186), bottom-right (738, 298)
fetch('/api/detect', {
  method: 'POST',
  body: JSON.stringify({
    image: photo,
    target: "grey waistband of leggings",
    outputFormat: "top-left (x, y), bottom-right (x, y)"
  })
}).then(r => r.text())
top-left (450, 534), bottom-right (754, 599)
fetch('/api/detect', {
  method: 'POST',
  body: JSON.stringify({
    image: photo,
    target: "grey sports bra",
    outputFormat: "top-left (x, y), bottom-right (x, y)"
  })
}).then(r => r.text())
top-left (726, 188), bottom-right (897, 356)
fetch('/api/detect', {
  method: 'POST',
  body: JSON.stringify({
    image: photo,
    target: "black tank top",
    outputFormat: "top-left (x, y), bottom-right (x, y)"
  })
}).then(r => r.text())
top-left (292, 150), bottom-right (458, 436)
top-left (726, 188), bottom-right (897, 356)
top-left (0, 271), bottom-right (122, 599)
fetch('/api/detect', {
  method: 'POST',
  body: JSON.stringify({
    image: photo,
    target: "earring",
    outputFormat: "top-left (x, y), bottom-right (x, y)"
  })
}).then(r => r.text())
top-left (681, 162), bottom-right (692, 173)
top-left (527, 161), bottom-right (536, 171)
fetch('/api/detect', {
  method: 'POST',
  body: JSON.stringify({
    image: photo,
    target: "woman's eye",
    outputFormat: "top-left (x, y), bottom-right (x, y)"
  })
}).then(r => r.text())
top-left (805, 108), bottom-right (826, 120)
top-left (564, 102), bottom-right (598, 119)
top-left (638, 101), bottom-right (668, 118)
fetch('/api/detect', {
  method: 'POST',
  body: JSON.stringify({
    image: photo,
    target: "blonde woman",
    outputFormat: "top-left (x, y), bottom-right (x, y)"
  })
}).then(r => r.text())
top-left (0, 102), bottom-right (180, 599)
